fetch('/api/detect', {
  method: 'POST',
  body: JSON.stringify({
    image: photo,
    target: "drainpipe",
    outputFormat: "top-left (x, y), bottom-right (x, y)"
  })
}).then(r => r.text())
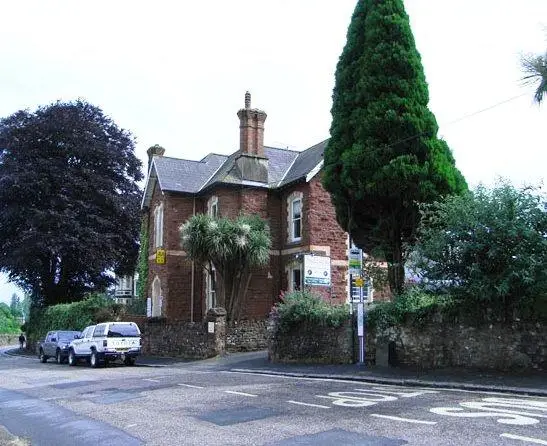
top-left (190, 197), bottom-right (196, 323)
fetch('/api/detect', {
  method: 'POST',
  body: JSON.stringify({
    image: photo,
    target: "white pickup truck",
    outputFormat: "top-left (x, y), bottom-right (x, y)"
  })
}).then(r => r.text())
top-left (67, 322), bottom-right (141, 367)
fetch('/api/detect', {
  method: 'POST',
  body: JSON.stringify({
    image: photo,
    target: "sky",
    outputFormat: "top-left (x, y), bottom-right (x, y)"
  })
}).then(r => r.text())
top-left (0, 0), bottom-right (546, 304)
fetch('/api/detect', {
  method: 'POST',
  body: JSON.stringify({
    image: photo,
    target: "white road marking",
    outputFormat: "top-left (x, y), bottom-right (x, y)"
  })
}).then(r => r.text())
top-left (125, 424), bottom-right (138, 429)
top-left (288, 400), bottom-right (330, 409)
top-left (500, 433), bottom-right (547, 445)
top-left (370, 414), bottom-right (437, 425)
top-left (178, 383), bottom-right (204, 389)
top-left (224, 390), bottom-right (257, 397)
top-left (42, 396), bottom-right (63, 401)
top-left (143, 378), bottom-right (160, 383)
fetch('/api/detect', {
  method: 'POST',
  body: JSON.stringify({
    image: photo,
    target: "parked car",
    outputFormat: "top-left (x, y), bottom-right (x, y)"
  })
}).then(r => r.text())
top-left (37, 330), bottom-right (81, 364)
top-left (67, 322), bottom-right (141, 368)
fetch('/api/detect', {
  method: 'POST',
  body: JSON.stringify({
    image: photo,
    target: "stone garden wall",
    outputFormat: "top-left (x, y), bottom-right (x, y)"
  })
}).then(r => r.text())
top-left (0, 334), bottom-right (19, 347)
top-left (380, 321), bottom-right (546, 371)
top-left (268, 319), bottom-right (354, 364)
top-left (226, 320), bottom-right (268, 352)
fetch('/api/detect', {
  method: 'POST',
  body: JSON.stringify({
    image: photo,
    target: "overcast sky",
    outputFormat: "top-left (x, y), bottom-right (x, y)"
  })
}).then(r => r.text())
top-left (1, 0), bottom-right (546, 303)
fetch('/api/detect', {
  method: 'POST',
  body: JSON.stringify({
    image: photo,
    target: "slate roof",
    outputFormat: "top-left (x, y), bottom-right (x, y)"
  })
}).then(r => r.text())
top-left (154, 154), bottom-right (227, 193)
top-left (143, 139), bottom-right (328, 206)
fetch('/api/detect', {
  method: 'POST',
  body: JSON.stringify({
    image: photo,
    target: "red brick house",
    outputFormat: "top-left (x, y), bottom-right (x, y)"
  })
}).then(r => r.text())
top-left (141, 93), bottom-right (380, 322)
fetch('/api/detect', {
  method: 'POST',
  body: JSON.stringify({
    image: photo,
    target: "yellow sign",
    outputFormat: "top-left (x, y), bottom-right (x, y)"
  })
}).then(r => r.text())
top-left (354, 276), bottom-right (364, 287)
top-left (156, 249), bottom-right (166, 264)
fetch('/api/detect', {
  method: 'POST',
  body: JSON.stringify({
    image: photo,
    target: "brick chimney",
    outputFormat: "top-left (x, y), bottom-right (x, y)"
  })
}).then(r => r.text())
top-left (234, 92), bottom-right (269, 184)
top-left (146, 144), bottom-right (165, 170)
top-left (237, 91), bottom-right (267, 158)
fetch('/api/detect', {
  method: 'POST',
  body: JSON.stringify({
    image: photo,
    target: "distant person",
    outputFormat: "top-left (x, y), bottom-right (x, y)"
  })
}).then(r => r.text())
top-left (18, 333), bottom-right (25, 349)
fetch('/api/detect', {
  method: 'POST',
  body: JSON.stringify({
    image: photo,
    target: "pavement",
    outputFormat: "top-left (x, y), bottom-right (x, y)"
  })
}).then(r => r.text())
top-left (5, 346), bottom-right (547, 397)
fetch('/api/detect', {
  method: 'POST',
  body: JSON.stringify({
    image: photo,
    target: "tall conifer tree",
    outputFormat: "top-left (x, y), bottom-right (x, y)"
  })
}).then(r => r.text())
top-left (323, 0), bottom-right (466, 294)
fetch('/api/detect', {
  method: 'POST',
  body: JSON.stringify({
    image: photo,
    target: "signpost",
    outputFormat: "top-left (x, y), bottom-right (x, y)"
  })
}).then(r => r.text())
top-left (348, 246), bottom-right (366, 365)
top-left (303, 255), bottom-right (331, 287)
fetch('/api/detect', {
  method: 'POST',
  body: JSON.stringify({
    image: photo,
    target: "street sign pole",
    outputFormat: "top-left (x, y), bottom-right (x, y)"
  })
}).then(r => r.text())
top-left (356, 276), bottom-right (365, 365)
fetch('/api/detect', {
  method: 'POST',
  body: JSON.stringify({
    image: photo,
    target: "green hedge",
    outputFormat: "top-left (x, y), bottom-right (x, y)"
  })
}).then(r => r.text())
top-left (272, 290), bottom-right (350, 333)
top-left (25, 294), bottom-right (123, 342)
top-left (367, 287), bottom-right (456, 331)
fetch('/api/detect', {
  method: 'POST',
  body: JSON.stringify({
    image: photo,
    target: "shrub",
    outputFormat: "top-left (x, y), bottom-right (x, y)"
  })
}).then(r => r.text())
top-left (273, 290), bottom-right (350, 333)
top-left (412, 181), bottom-right (547, 323)
top-left (0, 302), bottom-right (21, 334)
top-left (367, 287), bottom-right (456, 331)
top-left (26, 293), bottom-right (122, 343)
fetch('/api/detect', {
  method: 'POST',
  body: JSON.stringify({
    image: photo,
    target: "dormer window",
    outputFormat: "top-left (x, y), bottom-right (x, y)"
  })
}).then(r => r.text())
top-left (291, 197), bottom-right (302, 241)
top-left (154, 202), bottom-right (164, 248)
top-left (208, 196), bottom-right (219, 218)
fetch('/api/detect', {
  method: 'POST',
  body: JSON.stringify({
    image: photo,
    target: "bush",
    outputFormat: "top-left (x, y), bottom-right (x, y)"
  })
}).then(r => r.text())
top-left (0, 302), bottom-right (21, 334)
top-left (412, 181), bottom-right (547, 323)
top-left (272, 290), bottom-right (350, 333)
top-left (26, 293), bottom-right (123, 343)
top-left (367, 287), bottom-right (456, 331)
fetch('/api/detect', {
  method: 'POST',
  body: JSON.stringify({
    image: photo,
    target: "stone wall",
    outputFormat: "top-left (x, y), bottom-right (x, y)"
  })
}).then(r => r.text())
top-left (269, 319), bottom-right (354, 364)
top-left (380, 322), bottom-right (546, 371)
top-left (0, 334), bottom-right (19, 347)
top-left (133, 308), bottom-right (226, 359)
top-left (226, 320), bottom-right (268, 352)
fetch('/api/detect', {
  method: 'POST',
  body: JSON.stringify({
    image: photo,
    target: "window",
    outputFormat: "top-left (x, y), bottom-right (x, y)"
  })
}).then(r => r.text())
top-left (107, 323), bottom-right (140, 337)
top-left (206, 267), bottom-right (216, 309)
top-left (93, 324), bottom-right (107, 337)
top-left (291, 198), bottom-right (302, 241)
top-left (208, 196), bottom-right (219, 218)
top-left (287, 192), bottom-right (303, 242)
top-left (154, 202), bottom-right (164, 248)
top-left (289, 264), bottom-right (303, 292)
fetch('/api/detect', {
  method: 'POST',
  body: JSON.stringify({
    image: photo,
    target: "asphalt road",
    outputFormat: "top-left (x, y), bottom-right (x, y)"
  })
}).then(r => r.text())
top-left (0, 347), bottom-right (546, 446)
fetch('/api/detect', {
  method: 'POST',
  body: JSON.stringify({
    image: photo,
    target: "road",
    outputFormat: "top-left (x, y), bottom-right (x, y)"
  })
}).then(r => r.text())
top-left (0, 347), bottom-right (546, 446)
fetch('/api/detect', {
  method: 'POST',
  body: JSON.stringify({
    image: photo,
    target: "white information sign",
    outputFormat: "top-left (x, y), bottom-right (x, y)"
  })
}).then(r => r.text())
top-left (146, 298), bottom-right (152, 317)
top-left (208, 322), bottom-right (215, 333)
top-left (348, 248), bottom-right (363, 275)
top-left (303, 255), bottom-right (331, 286)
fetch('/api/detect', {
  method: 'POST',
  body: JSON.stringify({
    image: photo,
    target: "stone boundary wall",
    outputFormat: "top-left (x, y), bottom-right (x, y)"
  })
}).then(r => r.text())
top-left (124, 308), bottom-right (227, 359)
top-left (226, 320), bottom-right (268, 352)
top-left (269, 319), bottom-right (354, 364)
top-left (380, 322), bottom-right (546, 371)
top-left (0, 334), bottom-right (19, 347)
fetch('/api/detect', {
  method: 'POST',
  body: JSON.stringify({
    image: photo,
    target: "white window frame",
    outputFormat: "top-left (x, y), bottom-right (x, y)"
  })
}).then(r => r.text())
top-left (154, 202), bottom-right (164, 248)
top-left (208, 196), bottom-right (219, 218)
top-left (287, 192), bottom-right (303, 243)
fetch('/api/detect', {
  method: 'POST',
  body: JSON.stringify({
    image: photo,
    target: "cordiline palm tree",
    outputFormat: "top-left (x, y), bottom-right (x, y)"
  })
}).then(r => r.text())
top-left (522, 51), bottom-right (547, 105)
top-left (180, 213), bottom-right (271, 321)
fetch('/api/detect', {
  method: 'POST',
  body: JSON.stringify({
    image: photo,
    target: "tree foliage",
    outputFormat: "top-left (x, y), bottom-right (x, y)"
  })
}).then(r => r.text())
top-left (0, 302), bottom-right (21, 333)
top-left (521, 50), bottom-right (547, 104)
top-left (180, 213), bottom-right (271, 321)
top-left (412, 182), bottom-right (547, 323)
top-left (9, 293), bottom-right (23, 318)
top-left (323, 0), bottom-right (466, 294)
top-left (0, 100), bottom-right (143, 306)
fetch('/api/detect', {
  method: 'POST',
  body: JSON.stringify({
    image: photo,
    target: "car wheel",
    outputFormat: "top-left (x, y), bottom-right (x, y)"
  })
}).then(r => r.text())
top-left (90, 350), bottom-right (101, 368)
top-left (56, 349), bottom-right (63, 364)
top-left (68, 349), bottom-right (77, 366)
top-left (39, 349), bottom-right (48, 363)
top-left (124, 357), bottom-right (135, 366)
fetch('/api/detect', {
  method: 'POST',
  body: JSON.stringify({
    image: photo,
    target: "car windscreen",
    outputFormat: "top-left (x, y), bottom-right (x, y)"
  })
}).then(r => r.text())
top-left (107, 324), bottom-right (139, 337)
top-left (58, 331), bottom-right (80, 341)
